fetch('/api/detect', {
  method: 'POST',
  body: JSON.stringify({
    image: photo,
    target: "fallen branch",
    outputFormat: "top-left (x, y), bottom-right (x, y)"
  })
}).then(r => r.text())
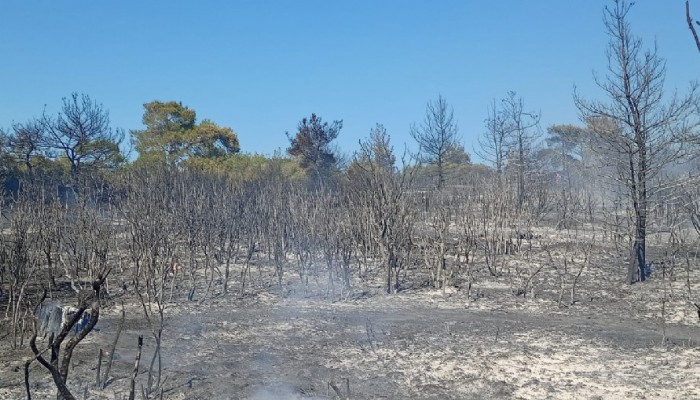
top-left (101, 303), bottom-right (125, 389)
top-left (328, 381), bottom-right (345, 399)
top-left (95, 349), bottom-right (102, 388)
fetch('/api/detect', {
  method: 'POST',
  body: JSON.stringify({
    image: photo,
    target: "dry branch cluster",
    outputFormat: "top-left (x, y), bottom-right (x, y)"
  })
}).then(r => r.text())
top-left (0, 129), bottom-right (698, 398)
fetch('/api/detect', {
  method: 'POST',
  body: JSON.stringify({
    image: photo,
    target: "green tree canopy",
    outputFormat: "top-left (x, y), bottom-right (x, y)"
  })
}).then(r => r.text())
top-left (286, 113), bottom-right (342, 181)
top-left (132, 100), bottom-right (240, 166)
top-left (184, 152), bottom-right (305, 182)
top-left (444, 143), bottom-right (471, 165)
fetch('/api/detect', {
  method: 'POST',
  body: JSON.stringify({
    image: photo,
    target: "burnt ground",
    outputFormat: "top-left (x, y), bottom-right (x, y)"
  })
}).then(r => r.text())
top-left (158, 294), bottom-right (700, 400)
top-left (2, 227), bottom-right (700, 400)
top-left (1, 276), bottom-right (699, 400)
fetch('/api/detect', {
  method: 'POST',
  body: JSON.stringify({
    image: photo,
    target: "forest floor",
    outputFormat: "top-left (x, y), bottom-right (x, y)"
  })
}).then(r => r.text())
top-left (1, 238), bottom-right (700, 399)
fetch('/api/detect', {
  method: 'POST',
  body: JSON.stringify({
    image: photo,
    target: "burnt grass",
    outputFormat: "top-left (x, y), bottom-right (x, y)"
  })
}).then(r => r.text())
top-left (2, 248), bottom-right (700, 400)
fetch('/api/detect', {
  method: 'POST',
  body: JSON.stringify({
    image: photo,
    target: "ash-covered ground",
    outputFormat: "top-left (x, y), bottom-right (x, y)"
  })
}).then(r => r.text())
top-left (2, 231), bottom-right (700, 399)
top-left (1, 285), bottom-right (699, 399)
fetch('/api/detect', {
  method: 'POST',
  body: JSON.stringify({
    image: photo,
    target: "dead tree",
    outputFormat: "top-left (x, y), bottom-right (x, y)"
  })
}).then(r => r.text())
top-left (317, 190), bottom-right (341, 296)
top-left (500, 91), bottom-right (541, 213)
top-left (288, 186), bottom-right (319, 287)
top-left (544, 230), bottom-right (595, 307)
top-left (314, 188), bottom-right (355, 297)
top-left (261, 166), bottom-right (292, 289)
top-left (349, 126), bottom-right (416, 293)
top-left (477, 99), bottom-right (511, 181)
top-left (410, 95), bottom-right (460, 190)
top-left (1, 188), bottom-right (42, 349)
top-left (575, 0), bottom-right (700, 284)
top-left (177, 173), bottom-right (206, 302)
top-left (28, 272), bottom-right (109, 400)
top-left (687, 1), bottom-right (700, 53)
top-left (216, 183), bottom-right (244, 296)
top-left (29, 182), bottom-right (116, 399)
top-left (40, 93), bottom-right (124, 181)
top-left (192, 174), bottom-right (222, 303)
top-left (455, 183), bottom-right (480, 298)
top-left (478, 178), bottom-right (516, 277)
top-left (418, 191), bottom-right (455, 290)
top-left (336, 197), bottom-right (355, 292)
top-left (119, 167), bottom-right (177, 398)
top-left (57, 187), bottom-right (114, 293)
top-left (237, 180), bottom-right (263, 297)
top-left (36, 190), bottom-right (63, 292)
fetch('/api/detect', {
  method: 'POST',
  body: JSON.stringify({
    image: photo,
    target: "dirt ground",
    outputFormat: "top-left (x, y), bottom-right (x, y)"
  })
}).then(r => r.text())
top-left (2, 240), bottom-right (700, 399)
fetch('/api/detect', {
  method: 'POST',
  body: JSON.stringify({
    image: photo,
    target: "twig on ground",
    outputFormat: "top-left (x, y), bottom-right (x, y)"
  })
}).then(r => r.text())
top-left (328, 381), bottom-right (345, 399)
top-left (101, 302), bottom-right (126, 389)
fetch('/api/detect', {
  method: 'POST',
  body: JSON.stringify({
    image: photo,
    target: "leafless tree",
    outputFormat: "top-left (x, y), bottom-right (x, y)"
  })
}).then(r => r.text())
top-left (196, 175), bottom-right (225, 303)
top-left (454, 185), bottom-right (480, 299)
top-left (237, 180), bottom-right (263, 297)
top-left (575, 0), bottom-right (700, 284)
top-left (1, 188), bottom-right (42, 349)
top-left (477, 99), bottom-right (511, 180)
top-left (336, 199), bottom-right (355, 293)
top-left (28, 272), bottom-right (109, 400)
top-left (119, 167), bottom-right (178, 398)
top-left (24, 182), bottom-right (114, 400)
top-left (317, 190), bottom-right (344, 296)
top-left (288, 186), bottom-right (319, 287)
top-left (350, 127), bottom-right (417, 293)
top-left (410, 95), bottom-right (460, 190)
top-left (36, 190), bottom-right (63, 292)
top-left (41, 93), bottom-right (124, 180)
top-left (544, 229), bottom-right (595, 307)
top-left (57, 187), bottom-right (114, 293)
top-left (501, 91), bottom-right (541, 212)
top-left (174, 172), bottom-right (223, 303)
top-left (260, 165), bottom-right (292, 289)
top-left (478, 178), bottom-right (516, 277)
top-left (418, 191), bottom-right (456, 290)
top-left (214, 182), bottom-right (244, 296)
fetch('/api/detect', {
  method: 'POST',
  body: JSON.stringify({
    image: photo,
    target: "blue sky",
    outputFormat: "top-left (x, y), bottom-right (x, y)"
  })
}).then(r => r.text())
top-left (0, 1), bottom-right (697, 162)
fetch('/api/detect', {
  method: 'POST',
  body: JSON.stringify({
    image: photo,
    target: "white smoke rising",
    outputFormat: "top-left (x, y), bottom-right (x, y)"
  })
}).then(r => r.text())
top-left (248, 384), bottom-right (327, 400)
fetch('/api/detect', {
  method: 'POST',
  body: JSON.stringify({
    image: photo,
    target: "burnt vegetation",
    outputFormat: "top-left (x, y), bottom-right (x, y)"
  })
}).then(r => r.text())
top-left (1, 1), bottom-right (700, 399)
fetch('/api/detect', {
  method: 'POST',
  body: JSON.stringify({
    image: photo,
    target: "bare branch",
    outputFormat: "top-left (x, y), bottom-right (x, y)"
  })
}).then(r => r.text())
top-left (687, 1), bottom-right (700, 53)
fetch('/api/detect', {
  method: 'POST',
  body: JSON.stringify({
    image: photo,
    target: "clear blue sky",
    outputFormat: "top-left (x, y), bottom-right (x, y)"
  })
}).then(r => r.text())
top-left (0, 1), bottom-right (696, 162)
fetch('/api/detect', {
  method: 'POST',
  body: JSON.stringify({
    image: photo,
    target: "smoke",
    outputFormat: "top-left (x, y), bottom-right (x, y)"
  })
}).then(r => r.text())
top-left (244, 290), bottom-right (335, 400)
top-left (248, 384), bottom-right (327, 400)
